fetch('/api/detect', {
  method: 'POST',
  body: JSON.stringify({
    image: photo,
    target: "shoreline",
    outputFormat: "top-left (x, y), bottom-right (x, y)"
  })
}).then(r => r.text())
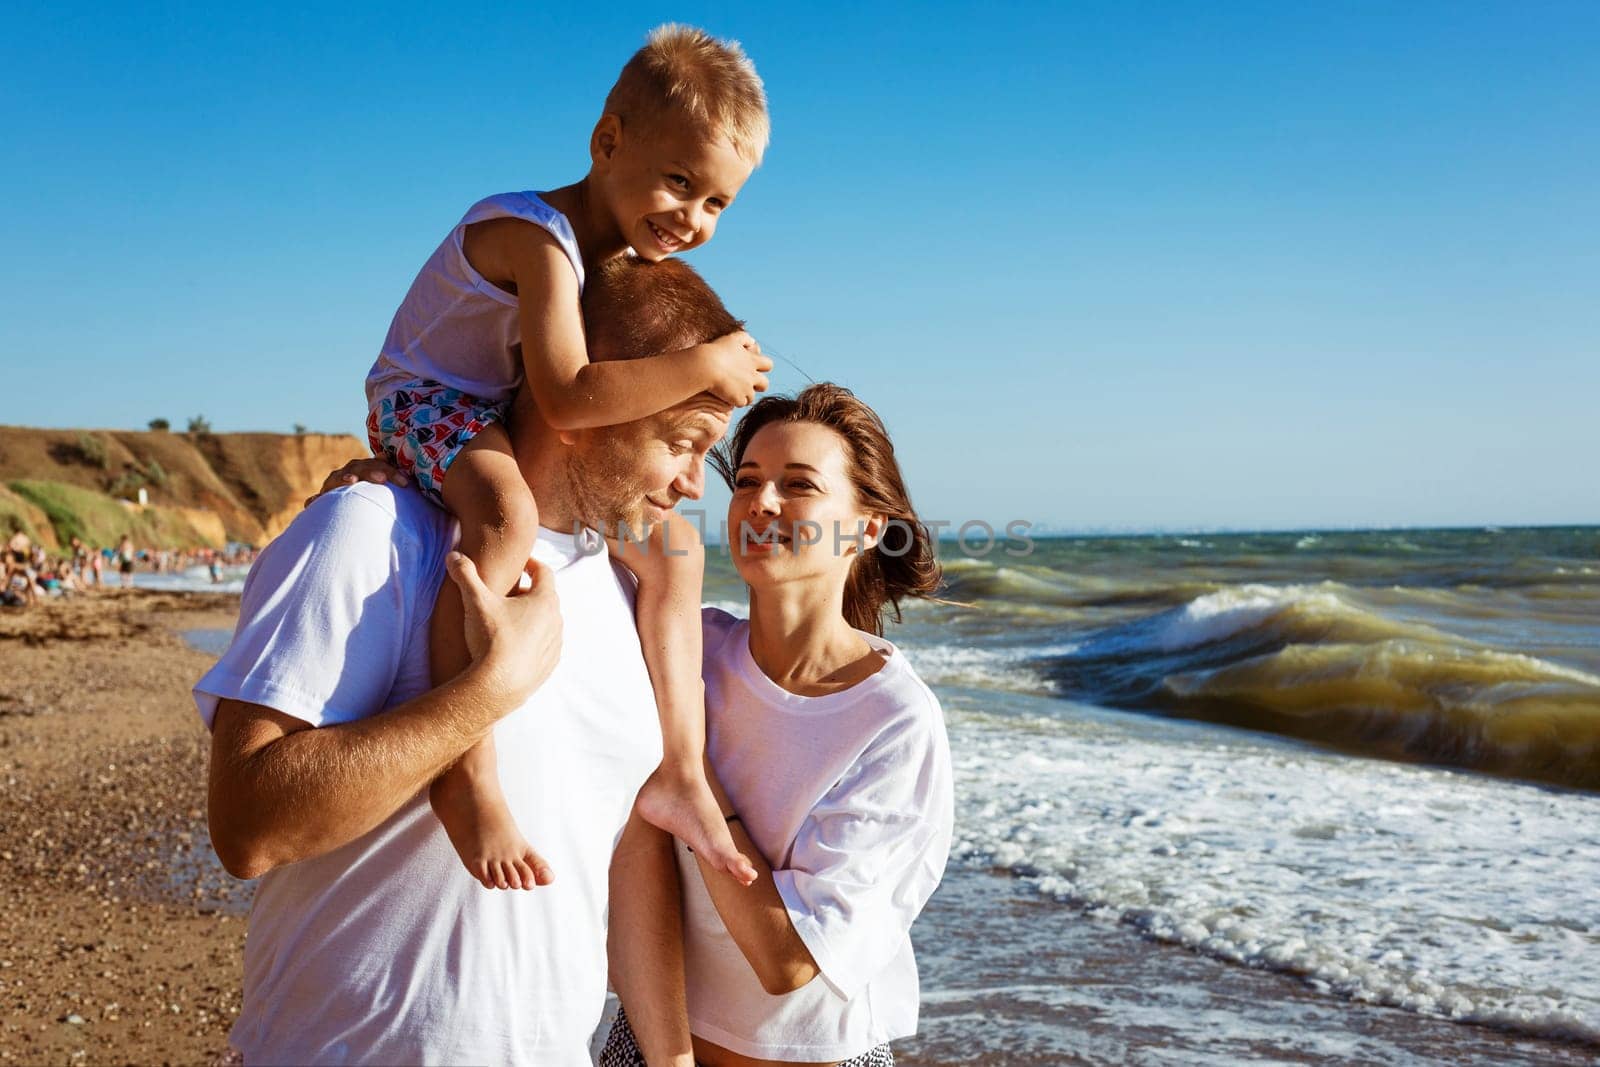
top-left (905, 868), bottom-right (1598, 1065)
top-left (2, 592), bottom-right (1595, 1064)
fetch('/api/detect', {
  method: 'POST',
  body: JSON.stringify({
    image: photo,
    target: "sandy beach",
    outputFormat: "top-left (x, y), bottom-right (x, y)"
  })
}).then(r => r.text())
top-left (0, 592), bottom-right (244, 1065)
top-left (3, 588), bottom-right (1596, 1065)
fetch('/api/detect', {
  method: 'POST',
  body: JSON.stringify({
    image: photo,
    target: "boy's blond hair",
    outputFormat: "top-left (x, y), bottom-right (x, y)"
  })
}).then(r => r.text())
top-left (604, 24), bottom-right (769, 165)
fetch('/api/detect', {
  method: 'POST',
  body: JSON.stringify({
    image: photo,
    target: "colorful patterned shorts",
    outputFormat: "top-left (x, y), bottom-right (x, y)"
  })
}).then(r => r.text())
top-left (367, 379), bottom-right (506, 504)
top-left (598, 1006), bottom-right (894, 1067)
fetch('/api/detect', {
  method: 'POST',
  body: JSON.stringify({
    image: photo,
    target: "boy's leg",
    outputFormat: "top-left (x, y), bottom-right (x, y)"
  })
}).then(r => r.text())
top-left (430, 424), bottom-right (553, 890)
top-left (618, 511), bottom-right (756, 886)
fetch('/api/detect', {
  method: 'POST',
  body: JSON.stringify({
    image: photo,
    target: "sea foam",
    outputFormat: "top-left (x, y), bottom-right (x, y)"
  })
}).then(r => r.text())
top-left (947, 699), bottom-right (1600, 1046)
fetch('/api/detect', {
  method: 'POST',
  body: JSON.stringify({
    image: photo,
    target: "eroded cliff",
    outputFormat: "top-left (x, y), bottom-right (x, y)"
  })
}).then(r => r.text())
top-left (0, 426), bottom-right (368, 548)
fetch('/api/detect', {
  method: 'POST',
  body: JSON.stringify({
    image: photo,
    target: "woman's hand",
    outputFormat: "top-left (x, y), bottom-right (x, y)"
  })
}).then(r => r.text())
top-left (304, 457), bottom-right (410, 508)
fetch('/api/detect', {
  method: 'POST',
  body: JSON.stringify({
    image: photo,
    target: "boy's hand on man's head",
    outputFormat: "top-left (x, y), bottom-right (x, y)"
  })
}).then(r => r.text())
top-left (702, 330), bottom-right (772, 408)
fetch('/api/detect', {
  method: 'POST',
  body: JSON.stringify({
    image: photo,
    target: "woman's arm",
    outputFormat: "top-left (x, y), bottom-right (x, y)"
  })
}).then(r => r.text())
top-left (692, 772), bottom-right (821, 996)
top-left (700, 711), bottom-right (953, 1001)
top-left (607, 811), bottom-right (695, 1066)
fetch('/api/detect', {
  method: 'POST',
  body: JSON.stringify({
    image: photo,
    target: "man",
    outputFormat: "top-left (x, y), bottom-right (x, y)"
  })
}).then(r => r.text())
top-left (196, 256), bottom-right (740, 1065)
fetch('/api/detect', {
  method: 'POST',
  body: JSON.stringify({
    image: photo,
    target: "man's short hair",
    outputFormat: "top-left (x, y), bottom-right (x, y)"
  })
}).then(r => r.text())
top-left (582, 256), bottom-right (743, 363)
top-left (603, 24), bottom-right (770, 165)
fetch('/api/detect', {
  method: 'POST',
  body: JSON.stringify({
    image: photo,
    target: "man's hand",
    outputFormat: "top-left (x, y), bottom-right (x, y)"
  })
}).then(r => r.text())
top-left (448, 552), bottom-right (562, 704)
top-left (304, 457), bottom-right (409, 507)
top-left (700, 330), bottom-right (772, 408)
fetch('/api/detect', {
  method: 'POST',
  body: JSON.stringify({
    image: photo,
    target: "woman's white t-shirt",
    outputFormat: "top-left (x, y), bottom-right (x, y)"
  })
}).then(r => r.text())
top-left (678, 609), bottom-right (954, 1061)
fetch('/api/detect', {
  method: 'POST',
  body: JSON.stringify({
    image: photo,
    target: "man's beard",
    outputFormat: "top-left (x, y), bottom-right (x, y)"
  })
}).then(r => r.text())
top-left (561, 436), bottom-right (656, 540)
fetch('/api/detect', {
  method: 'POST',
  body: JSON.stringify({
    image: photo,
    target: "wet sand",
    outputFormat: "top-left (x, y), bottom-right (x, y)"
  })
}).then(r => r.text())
top-left (903, 869), bottom-right (1598, 1065)
top-left (3, 592), bottom-right (1595, 1065)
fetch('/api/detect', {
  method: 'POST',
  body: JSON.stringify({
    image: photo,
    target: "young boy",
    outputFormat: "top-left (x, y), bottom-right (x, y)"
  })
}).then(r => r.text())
top-left (365, 25), bottom-right (770, 890)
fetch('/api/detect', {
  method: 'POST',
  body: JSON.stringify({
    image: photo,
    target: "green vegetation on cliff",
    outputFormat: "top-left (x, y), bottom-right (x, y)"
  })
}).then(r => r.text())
top-left (6, 480), bottom-right (213, 549)
top-left (0, 485), bottom-right (49, 545)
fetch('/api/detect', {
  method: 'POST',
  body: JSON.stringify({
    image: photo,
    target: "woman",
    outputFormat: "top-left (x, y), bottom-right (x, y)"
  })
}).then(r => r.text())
top-left (604, 383), bottom-right (953, 1067)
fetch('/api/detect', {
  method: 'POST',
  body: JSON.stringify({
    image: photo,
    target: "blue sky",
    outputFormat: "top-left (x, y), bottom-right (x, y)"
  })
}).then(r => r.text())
top-left (2, 2), bottom-right (1596, 531)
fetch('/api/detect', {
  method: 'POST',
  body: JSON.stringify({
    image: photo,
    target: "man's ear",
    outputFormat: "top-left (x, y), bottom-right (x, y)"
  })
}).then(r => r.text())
top-left (591, 114), bottom-right (623, 168)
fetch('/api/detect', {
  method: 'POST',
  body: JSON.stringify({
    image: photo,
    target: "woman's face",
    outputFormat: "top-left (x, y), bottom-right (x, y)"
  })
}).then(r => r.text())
top-left (728, 421), bottom-right (882, 592)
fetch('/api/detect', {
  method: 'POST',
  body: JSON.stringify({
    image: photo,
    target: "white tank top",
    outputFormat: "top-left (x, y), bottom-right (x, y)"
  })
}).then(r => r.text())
top-left (364, 192), bottom-right (585, 406)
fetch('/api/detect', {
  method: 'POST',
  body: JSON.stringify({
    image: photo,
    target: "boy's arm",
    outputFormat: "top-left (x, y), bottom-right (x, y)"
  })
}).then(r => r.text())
top-left (468, 220), bottom-right (766, 429)
top-left (207, 553), bottom-right (562, 878)
top-left (607, 809), bottom-right (695, 1067)
top-left (514, 234), bottom-right (710, 429)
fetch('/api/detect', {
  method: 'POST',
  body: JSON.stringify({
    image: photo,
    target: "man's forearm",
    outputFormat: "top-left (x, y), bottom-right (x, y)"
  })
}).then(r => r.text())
top-left (209, 661), bottom-right (517, 878)
top-left (608, 812), bottom-right (694, 1066)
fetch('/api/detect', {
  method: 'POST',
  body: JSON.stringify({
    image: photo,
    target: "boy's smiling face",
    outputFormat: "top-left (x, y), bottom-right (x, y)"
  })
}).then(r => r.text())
top-left (592, 114), bottom-right (755, 261)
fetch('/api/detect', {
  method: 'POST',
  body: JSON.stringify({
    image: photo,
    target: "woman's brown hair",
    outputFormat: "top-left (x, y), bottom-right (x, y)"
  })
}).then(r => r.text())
top-left (711, 383), bottom-right (942, 635)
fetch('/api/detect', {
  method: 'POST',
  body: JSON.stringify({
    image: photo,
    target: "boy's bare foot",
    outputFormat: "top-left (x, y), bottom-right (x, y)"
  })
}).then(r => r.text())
top-left (429, 772), bottom-right (554, 890)
top-left (637, 764), bottom-right (758, 886)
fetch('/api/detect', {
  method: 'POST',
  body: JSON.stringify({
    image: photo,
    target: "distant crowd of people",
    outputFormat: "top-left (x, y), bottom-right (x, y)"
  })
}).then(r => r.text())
top-left (2, 529), bottom-right (257, 607)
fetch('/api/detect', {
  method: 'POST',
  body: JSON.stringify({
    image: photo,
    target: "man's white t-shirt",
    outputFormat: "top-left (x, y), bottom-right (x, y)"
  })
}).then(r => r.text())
top-left (193, 483), bottom-right (661, 1067)
top-left (678, 609), bottom-right (954, 1061)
